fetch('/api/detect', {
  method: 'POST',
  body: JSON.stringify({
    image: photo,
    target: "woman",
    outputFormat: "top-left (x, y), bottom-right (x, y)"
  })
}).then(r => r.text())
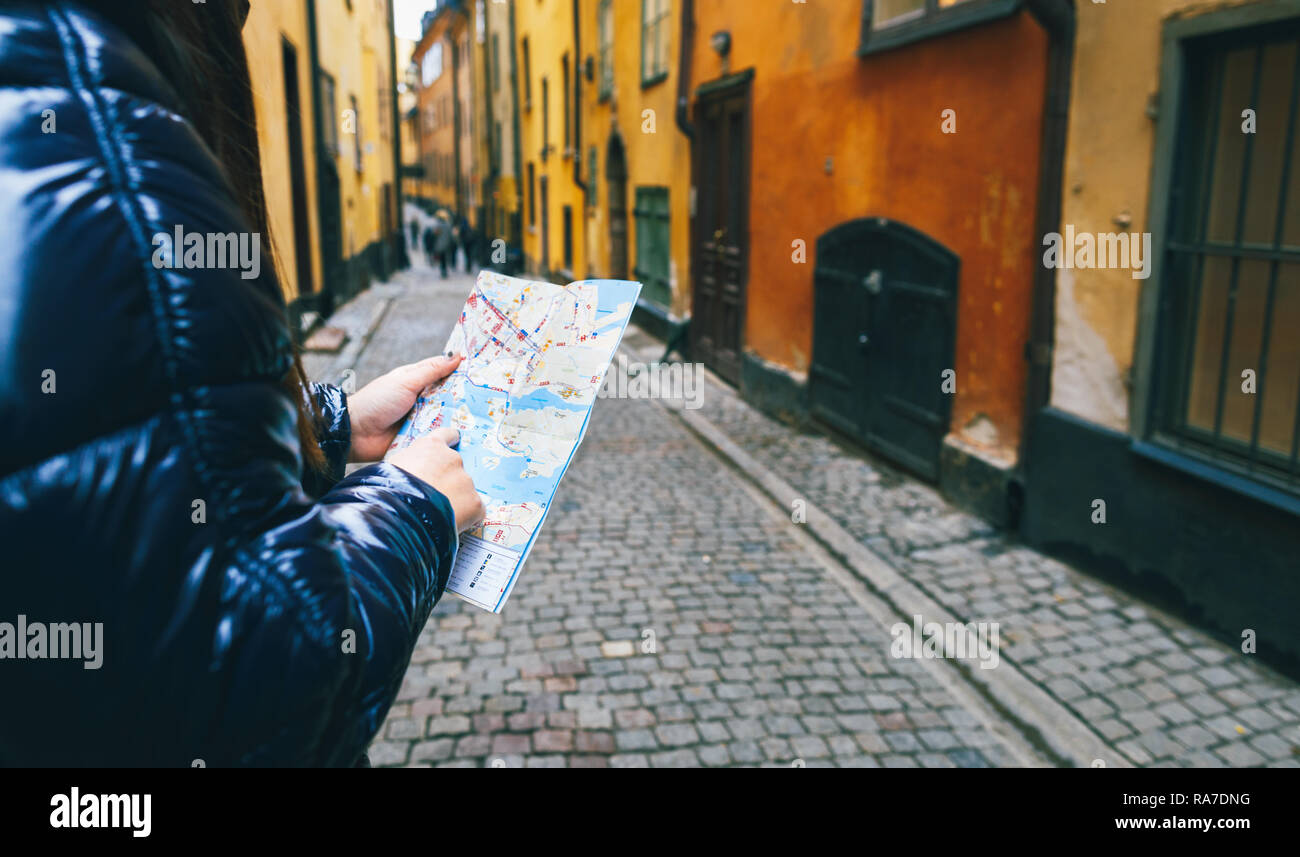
top-left (0, 0), bottom-right (483, 765)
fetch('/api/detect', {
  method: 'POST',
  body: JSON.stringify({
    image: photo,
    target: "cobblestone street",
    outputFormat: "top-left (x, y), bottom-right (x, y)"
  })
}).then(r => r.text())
top-left (307, 261), bottom-right (1300, 768)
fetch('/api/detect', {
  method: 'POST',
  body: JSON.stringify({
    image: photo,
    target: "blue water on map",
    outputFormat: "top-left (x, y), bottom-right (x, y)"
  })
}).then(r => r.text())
top-left (404, 278), bottom-right (642, 519)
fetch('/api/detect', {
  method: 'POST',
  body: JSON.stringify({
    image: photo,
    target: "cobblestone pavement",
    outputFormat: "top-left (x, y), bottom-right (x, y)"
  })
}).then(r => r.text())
top-left (663, 345), bottom-right (1300, 768)
top-left (312, 260), bottom-right (1300, 767)
top-left (301, 269), bottom-right (469, 389)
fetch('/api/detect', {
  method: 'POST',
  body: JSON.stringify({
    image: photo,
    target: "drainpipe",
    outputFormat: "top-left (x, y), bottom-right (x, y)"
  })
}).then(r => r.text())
top-left (451, 19), bottom-right (464, 219)
top-left (675, 0), bottom-right (695, 140)
top-left (482, 2), bottom-right (496, 247)
top-left (1020, 0), bottom-right (1076, 464)
top-left (304, 0), bottom-right (333, 315)
top-left (483, 4), bottom-right (496, 184)
top-left (673, 0), bottom-right (695, 331)
top-left (508, 0), bottom-right (524, 251)
top-left (386, 0), bottom-right (403, 268)
top-left (572, 0), bottom-right (585, 197)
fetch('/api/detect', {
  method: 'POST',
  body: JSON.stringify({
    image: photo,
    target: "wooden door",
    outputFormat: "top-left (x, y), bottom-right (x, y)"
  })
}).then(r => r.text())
top-left (690, 76), bottom-right (751, 386)
top-left (810, 218), bottom-right (960, 480)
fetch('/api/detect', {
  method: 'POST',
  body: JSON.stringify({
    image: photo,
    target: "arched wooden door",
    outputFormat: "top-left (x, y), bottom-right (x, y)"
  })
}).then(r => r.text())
top-left (810, 218), bottom-right (959, 480)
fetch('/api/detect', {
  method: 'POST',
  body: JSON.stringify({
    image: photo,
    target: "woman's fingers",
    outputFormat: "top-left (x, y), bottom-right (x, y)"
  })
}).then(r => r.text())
top-left (387, 433), bottom-right (484, 532)
top-left (393, 353), bottom-right (463, 395)
top-left (429, 427), bottom-right (460, 448)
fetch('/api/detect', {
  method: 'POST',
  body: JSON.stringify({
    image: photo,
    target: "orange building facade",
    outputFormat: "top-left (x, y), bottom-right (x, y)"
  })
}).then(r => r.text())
top-left (413, 3), bottom-right (471, 215)
top-left (687, 0), bottom-right (1071, 521)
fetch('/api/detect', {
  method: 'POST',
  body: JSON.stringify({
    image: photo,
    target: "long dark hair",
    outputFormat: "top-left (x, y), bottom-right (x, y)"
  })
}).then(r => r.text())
top-left (81, 0), bottom-right (326, 473)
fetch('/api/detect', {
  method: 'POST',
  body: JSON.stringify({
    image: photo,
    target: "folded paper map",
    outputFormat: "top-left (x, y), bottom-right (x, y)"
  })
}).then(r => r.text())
top-left (387, 270), bottom-right (641, 612)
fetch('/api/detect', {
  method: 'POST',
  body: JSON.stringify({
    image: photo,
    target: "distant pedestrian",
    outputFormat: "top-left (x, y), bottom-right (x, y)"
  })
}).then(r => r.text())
top-left (456, 215), bottom-right (474, 272)
top-left (422, 224), bottom-right (437, 272)
top-left (432, 215), bottom-right (453, 279)
top-left (408, 219), bottom-right (418, 250)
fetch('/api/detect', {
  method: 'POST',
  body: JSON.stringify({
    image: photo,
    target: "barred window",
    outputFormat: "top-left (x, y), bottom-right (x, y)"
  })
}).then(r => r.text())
top-left (641, 0), bottom-right (670, 87)
top-left (318, 71), bottom-right (338, 155)
top-left (599, 0), bottom-right (614, 101)
top-left (1152, 26), bottom-right (1300, 496)
top-left (859, 0), bottom-right (1014, 57)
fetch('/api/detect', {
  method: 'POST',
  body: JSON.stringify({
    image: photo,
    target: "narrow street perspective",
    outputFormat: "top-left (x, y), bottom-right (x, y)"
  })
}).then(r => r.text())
top-left (10, 0), bottom-right (1300, 816)
top-left (305, 251), bottom-right (1300, 768)
top-left (278, 0), bottom-right (1300, 773)
top-left (309, 260), bottom-right (1027, 768)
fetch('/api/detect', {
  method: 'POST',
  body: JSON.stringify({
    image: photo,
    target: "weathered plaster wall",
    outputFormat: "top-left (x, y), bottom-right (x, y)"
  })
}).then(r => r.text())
top-left (582, 0), bottom-right (693, 317)
top-left (691, 1), bottom-right (1049, 458)
top-left (1051, 0), bottom-right (1269, 431)
top-left (316, 0), bottom-right (397, 260)
top-left (517, 0), bottom-right (588, 279)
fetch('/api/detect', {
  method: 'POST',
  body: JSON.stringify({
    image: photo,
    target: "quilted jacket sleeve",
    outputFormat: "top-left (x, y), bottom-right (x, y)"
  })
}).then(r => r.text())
top-left (0, 2), bottom-right (457, 766)
top-left (303, 382), bottom-right (353, 498)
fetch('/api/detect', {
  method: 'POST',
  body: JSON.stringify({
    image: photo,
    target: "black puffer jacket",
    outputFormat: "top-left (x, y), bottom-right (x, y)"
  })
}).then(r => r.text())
top-left (0, 2), bottom-right (457, 765)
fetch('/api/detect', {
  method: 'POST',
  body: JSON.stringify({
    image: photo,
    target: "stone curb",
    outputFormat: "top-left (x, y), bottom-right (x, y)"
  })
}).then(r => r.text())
top-left (321, 293), bottom-right (395, 387)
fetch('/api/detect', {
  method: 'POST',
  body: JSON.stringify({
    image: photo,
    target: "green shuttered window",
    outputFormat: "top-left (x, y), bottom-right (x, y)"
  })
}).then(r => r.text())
top-left (634, 186), bottom-right (670, 308)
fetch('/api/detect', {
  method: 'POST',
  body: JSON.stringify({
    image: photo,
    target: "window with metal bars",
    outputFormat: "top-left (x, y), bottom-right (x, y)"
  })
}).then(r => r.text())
top-left (492, 33), bottom-right (500, 94)
top-left (350, 94), bottom-right (362, 174)
top-left (563, 204), bottom-right (574, 273)
top-left (641, 0), bottom-right (670, 87)
top-left (522, 38), bottom-right (532, 110)
top-left (563, 54), bottom-right (571, 154)
top-left (598, 0), bottom-right (614, 101)
top-left (542, 76), bottom-right (549, 160)
top-left (858, 0), bottom-right (1018, 57)
top-left (1152, 22), bottom-right (1300, 497)
top-left (319, 71), bottom-right (338, 155)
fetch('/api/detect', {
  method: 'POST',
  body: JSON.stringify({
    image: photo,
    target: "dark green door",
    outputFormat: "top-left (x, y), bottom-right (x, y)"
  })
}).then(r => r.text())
top-left (633, 186), bottom-right (671, 309)
top-left (810, 218), bottom-right (959, 480)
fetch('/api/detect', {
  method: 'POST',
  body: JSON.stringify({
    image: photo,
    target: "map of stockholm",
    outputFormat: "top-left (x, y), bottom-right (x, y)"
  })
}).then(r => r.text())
top-left (388, 271), bottom-right (640, 612)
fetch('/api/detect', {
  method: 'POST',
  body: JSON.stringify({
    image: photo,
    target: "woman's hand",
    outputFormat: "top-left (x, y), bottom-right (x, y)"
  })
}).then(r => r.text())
top-left (347, 354), bottom-right (463, 463)
top-left (388, 428), bottom-right (486, 533)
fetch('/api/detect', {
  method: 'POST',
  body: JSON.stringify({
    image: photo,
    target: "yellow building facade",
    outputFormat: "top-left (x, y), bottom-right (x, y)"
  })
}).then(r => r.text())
top-left (516, 0), bottom-right (588, 280)
top-left (244, 1), bottom-right (321, 303)
top-left (315, 0), bottom-right (400, 289)
top-left (580, 0), bottom-right (691, 322)
top-left (397, 36), bottom-right (424, 202)
top-left (1022, 0), bottom-right (1300, 666)
top-left (244, 0), bottom-right (402, 314)
top-left (1050, 0), bottom-right (1300, 436)
top-left (413, 2), bottom-right (474, 221)
top-left (483, 0), bottom-right (523, 253)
